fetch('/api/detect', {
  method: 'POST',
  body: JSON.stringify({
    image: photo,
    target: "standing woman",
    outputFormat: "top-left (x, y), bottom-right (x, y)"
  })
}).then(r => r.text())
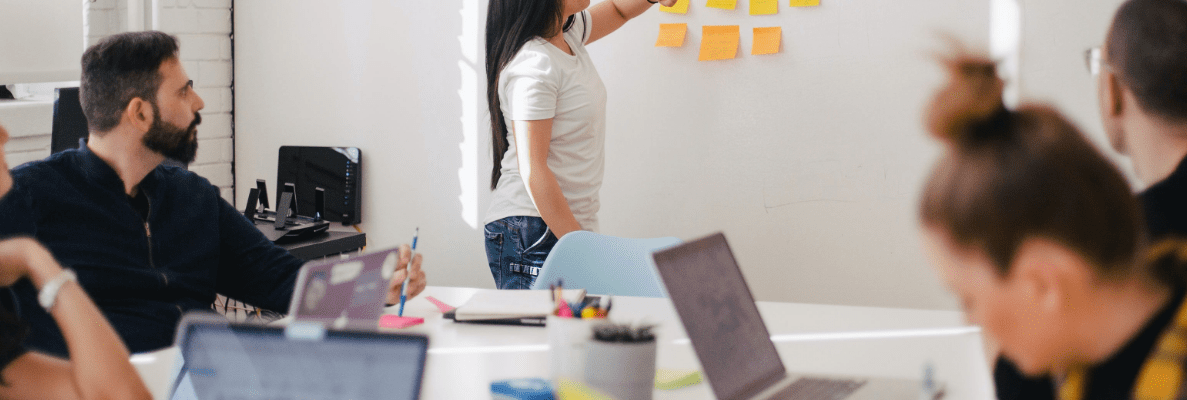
top-left (484, 0), bottom-right (676, 289)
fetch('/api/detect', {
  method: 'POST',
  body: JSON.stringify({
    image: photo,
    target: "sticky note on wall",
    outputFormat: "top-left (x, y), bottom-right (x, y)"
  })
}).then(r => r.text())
top-left (752, 27), bottom-right (781, 55)
top-left (790, 0), bottom-right (820, 6)
top-left (660, 0), bottom-right (690, 14)
top-left (698, 25), bottom-right (740, 61)
top-left (707, 0), bottom-right (738, 10)
top-left (750, 0), bottom-right (778, 15)
top-left (656, 23), bottom-right (688, 47)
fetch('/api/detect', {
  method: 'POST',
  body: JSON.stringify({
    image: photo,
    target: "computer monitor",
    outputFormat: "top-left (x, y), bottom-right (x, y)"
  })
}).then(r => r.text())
top-left (277, 146), bottom-right (362, 225)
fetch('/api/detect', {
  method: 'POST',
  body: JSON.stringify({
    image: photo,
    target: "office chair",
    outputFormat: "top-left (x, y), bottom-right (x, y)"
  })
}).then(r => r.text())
top-left (51, 87), bottom-right (89, 154)
top-left (530, 231), bottom-right (682, 297)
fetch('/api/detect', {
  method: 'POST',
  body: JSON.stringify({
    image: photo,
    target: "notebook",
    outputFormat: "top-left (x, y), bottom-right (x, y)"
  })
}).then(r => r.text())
top-left (446, 289), bottom-right (587, 326)
top-left (651, 233), bottom-right (923, 400)
top-left (288, 247), bottom-right (401, 330)
top-left (166, 313), bottom-right (429, 400)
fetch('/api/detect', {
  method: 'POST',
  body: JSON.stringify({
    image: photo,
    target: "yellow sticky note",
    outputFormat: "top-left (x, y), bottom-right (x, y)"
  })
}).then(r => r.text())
top-left (707, 0), bottom-right (738, 10)
top-left (655, 23), bottom-right (688, 47)
top-left (698, 25), bottom-right (740, 61)
top-left (750, 0), bottom-right (778, 15)
top-left (752, 27), bottom-right (781, 55)
top-left (790, 0), bottom-right (820, 6)
top-left (660, 0), bottom-right (691, 14)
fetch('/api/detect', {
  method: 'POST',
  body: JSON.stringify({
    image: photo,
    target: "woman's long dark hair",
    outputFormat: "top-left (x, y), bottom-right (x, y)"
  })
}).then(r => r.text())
top-left (486, 0), bottom-right (575, 190)
top-left (0, 301), bottom-right (27, 385)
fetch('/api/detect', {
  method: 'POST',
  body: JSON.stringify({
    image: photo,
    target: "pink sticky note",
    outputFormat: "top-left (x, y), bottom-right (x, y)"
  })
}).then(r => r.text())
top-left (425, 296), bottom-right (456, 313)
top-left (379, 315), bottom-right (424, 329)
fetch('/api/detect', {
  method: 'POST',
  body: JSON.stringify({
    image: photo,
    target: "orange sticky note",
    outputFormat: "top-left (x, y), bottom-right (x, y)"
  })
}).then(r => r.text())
top-left (790, 0), bottom-right (820, 6)
top-left (750, 0), bottom-right (778, 15)
top-left (698, 25), bottom-right (740, 61)
top-left (660, 0), bottom-right (690, 14)
top-left (707, 0), bottom-right (737, 10)
top-left (656, 23), bottom-right (688, 47)
top-left (379, 315), bottom-right (424, 329)
top-left (752, 27), bottom-right (781, 55)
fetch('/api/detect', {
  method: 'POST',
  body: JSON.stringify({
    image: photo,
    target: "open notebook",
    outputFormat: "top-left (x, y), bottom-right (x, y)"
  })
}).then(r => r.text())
top-left (446, 289), bottom-right (586, 326)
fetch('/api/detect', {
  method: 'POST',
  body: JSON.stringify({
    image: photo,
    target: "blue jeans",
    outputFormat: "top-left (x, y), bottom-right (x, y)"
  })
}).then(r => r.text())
top-left (484, 216), bottom-right (558, 290)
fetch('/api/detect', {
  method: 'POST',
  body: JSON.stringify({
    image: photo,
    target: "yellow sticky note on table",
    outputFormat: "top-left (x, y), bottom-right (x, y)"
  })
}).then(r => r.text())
top-left (698, 25), bottom-right (740, 61)
top-left (656, 23), bottom-right (688, 47)
top-left (707, 0), bottom-right (738, 10)
top-left (752, 26), bottom-right (781, 55)
top-left (750, 0), bottom-right (778, 15)
top-left (660, 0), bottom-right (691, 14)
top-left (790, 0), bottom-right (820, 6)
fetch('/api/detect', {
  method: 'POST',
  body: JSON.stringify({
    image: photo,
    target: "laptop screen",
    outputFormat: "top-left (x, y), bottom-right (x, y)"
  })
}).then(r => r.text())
top-left (169, 321), bottom-right (428, 400)
top-left (652, 233), bottom-right (787, 400)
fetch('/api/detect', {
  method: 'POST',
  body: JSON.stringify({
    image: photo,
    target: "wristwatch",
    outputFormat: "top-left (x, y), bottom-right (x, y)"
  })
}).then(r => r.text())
top-left (38, 268), bottom-right (77, 311)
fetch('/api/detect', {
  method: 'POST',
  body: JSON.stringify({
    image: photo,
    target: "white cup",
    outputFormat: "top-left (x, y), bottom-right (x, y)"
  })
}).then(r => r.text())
top-left (548, 315), bottom-right (593, 381)
top-left (583, 339), bottom-right (658, 400)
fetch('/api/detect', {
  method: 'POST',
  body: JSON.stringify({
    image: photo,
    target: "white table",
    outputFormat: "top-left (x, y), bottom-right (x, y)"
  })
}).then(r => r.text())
top-left (133, 286), bottom-right (995, 399)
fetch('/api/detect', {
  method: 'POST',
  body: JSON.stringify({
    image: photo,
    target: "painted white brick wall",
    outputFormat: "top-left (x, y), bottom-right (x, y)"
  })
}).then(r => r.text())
top-left (79, 0), bottom-right (236, 203)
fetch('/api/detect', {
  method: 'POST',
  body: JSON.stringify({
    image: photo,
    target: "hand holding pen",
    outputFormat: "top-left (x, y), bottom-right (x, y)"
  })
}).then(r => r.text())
top-left (386, 228), bottom-right (427, 312)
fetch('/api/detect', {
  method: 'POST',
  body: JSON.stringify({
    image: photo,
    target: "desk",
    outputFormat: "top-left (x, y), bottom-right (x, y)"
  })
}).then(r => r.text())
top-left (135, 286), bottom-right (994, 399)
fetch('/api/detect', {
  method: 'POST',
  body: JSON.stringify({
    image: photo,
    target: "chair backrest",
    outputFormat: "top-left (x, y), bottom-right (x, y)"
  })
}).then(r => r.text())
top-left (51, 87), bottom-right (88, 154)
top-left (530, 231), bottom-right (682, 297)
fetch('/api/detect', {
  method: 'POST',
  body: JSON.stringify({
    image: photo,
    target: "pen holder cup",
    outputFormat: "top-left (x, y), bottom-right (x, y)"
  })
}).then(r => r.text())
top-left (583, 338), bottom-right (658, 400)
top-left (548, 315), bottom-right (594, 381)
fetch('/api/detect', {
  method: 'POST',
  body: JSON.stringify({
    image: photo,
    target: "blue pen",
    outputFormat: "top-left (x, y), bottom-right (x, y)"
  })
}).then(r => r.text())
top-left (398, 227), bottom-right (419, 317)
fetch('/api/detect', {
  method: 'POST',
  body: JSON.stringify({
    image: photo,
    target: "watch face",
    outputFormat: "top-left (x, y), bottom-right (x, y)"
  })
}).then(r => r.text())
top-left (303, 272), bottom-right (328, 313)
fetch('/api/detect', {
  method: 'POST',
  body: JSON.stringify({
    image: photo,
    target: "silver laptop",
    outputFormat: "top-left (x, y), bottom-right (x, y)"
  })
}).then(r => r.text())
top-left (651, 232), bottom-right (922, 400)
top-left (166, 313), bottom-right (429, 400)
top-left (288, 247), bottom-right (402, 330)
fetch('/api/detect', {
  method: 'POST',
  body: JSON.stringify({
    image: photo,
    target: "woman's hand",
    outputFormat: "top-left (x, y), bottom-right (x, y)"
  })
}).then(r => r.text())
top-left (657, 0), bottom-right (679, 6)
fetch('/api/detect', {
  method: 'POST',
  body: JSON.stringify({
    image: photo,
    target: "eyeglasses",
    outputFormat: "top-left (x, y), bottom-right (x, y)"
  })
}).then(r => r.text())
top-left (1085, 47), bottom-right (1106, 76)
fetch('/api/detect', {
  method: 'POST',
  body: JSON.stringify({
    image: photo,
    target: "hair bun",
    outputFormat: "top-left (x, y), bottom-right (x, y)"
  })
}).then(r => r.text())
top-left (925, 55), bottom-right (1007, 143)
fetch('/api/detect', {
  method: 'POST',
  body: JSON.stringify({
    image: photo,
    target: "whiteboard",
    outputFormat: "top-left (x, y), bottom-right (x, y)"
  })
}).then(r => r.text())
top-left (586, 0), bottom-right (988, 309)
top-left (234, 0), bottom-right (988, 309)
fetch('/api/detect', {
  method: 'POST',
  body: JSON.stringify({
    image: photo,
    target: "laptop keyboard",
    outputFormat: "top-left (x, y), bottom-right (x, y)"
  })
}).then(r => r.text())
top-left (769, 377), bottom-right (868, 400)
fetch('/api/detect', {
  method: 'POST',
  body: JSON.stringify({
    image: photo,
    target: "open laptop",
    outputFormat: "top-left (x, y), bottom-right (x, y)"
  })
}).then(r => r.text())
top-left (165, 313), bottom-right (429, 400)
top-left (651, 233), bottom-right (922, 400)
top-left (288, 247), bottom-right (401, 330)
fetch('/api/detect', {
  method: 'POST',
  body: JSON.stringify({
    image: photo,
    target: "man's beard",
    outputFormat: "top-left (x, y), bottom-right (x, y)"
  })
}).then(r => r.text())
top-left (143, 103), bottom-right (200, 165)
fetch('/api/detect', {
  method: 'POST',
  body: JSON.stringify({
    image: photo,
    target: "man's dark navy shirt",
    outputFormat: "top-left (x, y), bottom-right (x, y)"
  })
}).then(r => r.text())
top-left (1141, 155), bottom-right (1187, 241)
top-left (0, 147), bottom-right (303, 356)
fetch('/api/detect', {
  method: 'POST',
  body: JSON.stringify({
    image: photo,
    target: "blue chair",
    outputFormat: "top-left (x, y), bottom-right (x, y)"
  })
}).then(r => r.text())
top-left (530, 231), bottom-right (682, 297)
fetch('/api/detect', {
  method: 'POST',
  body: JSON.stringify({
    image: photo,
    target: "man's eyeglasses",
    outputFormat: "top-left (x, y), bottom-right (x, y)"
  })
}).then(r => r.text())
top-left (1085, 47), bottom-right (1106, 76)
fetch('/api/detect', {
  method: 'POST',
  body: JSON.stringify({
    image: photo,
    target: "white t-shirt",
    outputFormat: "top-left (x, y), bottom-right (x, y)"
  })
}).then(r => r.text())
top-left (485, 11), bottom-right (607, 232)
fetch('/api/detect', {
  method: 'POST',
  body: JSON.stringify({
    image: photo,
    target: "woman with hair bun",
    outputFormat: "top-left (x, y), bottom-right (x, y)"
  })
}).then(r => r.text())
top-left (919, 54), bottom-right (1187, 400)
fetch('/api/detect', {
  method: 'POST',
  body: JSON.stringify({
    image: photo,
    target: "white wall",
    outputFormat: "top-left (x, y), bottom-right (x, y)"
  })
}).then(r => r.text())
top-left (1015, 0), bottom-right (1132, 181)
top-left (234, 0), bottom-right (990, 309)
top-left (234, 0), bottom-right (493, 288)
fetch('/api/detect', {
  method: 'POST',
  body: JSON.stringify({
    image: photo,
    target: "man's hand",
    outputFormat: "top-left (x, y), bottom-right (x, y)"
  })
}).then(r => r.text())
top-left (385, 243), bottom-right (426, 305)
